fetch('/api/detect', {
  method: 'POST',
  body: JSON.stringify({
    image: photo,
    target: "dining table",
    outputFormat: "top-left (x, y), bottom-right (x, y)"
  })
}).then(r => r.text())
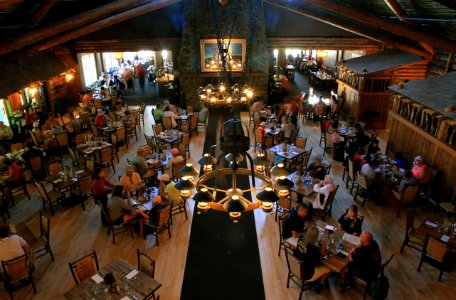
top-left (45, 169), bottom-right (89, 192)
top-left (287, 171), bottom-right (315, 198)
top-left (267, 143), bottom-right (307, 165)
top-left (154, 130), bottom-right (184, 149)
top-left (415, 219), bottom-right (456, 248)
top-left (64, 258), bottom-right (162, 300)
top-left (76, 141), bottom-right (112, 160)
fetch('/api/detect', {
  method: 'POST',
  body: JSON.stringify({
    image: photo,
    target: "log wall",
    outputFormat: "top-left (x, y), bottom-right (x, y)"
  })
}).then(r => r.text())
top-left (387, 111), bottom-right (456, 194)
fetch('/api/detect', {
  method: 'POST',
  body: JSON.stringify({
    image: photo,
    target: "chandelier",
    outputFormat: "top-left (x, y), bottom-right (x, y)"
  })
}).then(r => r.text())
top-left (176, 118), bottom-right (294, 222)
top-left (197, 82), bottom-right (254, 105)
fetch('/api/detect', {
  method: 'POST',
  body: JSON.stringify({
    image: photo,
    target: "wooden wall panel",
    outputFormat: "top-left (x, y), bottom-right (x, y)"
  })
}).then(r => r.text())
top-left (387, 111), bottom-right (456, 194)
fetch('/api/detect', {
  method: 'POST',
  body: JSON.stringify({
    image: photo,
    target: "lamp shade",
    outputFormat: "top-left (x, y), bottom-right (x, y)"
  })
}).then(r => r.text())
top-left (317, 50), bottom-right (328, 58)
top-left (179, 163), bottom-right (199, 177)
top-left (193, 188), bottom-right (214, 203)
top-left (253, 153), bottom-right (270, 167)
top-left (175, 178), bottom-right (196, 191)
top-left (273, 178), bottom-right (294, 191)
top-left (256, 187), bottom-right (279, 203)
top-left (271, 163), bottom-right (289, 177)
top-left (198, 153), bottom-right (217, 166)
top-left (223, 196), bottom-right (247, 213)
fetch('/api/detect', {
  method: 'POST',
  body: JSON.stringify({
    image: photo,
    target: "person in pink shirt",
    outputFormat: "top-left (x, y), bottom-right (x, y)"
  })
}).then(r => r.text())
top-left (411, 155), bottom-right (430, 185)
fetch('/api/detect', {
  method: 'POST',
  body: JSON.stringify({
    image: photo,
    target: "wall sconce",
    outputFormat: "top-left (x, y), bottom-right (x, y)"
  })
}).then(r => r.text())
top-left (29, 87), bottom-right (37, 97)
top-left (162, 50), bottom-right (168, 60)
top-left (114, 52), bottom-right (123, 60)
top-left (317, 50), bottom-right (328, 58)
top-left (65, 72), bottom-right (74, 82)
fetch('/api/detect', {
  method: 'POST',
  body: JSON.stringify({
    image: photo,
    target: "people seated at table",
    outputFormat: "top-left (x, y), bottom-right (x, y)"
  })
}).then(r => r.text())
top-left (0, 226), bottom-right (30, 264)
top-left (280, 116), bottom-right (294, 143)
top-left (95, 110), bottom-right (110, 127)
top-left (0, 121), bottom-right (13, 149)
top-left (293, 227), bottom-right (330, 291)
top-left (394, 152), bottom-right (408, 170)
top-left (411, 155), bottom-right (430, 185)
top-left (251, 99), bottom-right (264, 115)
top-left (81, 90), bottom-right (93, 106)
top-left (157, 174), bottom-right (181, 206)
top-left (133, 148), bottom-right (155, 179)
top-left (352, 148), bottom-right (366, 171)
top-left (311, 175), bottom-right (336, 209)
top-left (338, 205), bottom-right (363, 236)
top-left (107, 185), bottom-right (132, 225)
top-left (163, 106), bottom-right (178, 128)
top-left (92, 167), bottom-right (115, 208)
top-left (99, 86), bottom-right (108, 98)
top-left (120, 165), bottom-right (143, 194)
top-left (360, 156), bottom-right (381, 184)
top-left (153, 103), bottom-right (165, 123)
top-left (165, 148), bottom-right (184, 177)
top-left (306, 156), bottom-right (326, 180)
top-left (24, 106), bottom-right (39, 130)
top-left (340, 232), bottom-right (381, 287)
top-left (367, 139), bottom-right (381, 157)
top-left (122, 110), bottom-right (136, 128)
top-left (144, 195), bottom-right (167, 225)
top-left (392, 170), bottom-right (417, 195)
top-left (283, 204), bottom-right (315, 239)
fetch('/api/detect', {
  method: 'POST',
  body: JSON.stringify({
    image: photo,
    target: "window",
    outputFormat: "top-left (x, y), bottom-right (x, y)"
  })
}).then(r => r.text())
top-left (0, 99), bottom-right (10, 126)
top-left (80, 53), bottom-right (98, 87)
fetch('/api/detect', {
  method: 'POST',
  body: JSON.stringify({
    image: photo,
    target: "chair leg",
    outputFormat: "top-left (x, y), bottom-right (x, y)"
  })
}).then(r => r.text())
top-left (286, 271), bottom-right (291, 288)
top-left (439, 268), bottom-right (444, 281)
top-left (361, 192), bottom-right (367, 207)
top-left (30, 272), bottom-right (37, 293)
top-left (354, 186), bottom-right (359, 201)
top-left (400, 237), bottom-right (408, 253)
top-left (350, 179), bottom-right (355, 194)
top-left (155, 228), bottom-right (159, 246)
top-left (168, 224), bottom-right (171, 238)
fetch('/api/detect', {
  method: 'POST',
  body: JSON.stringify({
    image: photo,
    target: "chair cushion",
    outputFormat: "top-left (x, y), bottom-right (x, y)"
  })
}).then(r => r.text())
top-left (439, 202), bottom-right (456, 213)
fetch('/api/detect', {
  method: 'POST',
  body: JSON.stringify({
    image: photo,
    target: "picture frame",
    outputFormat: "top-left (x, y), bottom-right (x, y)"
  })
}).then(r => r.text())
top-left (200, 38), bottom-right (246, 72)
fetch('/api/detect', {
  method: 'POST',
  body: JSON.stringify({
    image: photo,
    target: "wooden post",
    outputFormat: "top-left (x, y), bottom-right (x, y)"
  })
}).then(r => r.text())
top-left (26, 0), bottom-right (56, 28)
top-left (445, 53), bottom-right (453, 73)
top-left (384, 0), bottom-right (413, 24)
top-left (0, 0), bottom-right (152, 56)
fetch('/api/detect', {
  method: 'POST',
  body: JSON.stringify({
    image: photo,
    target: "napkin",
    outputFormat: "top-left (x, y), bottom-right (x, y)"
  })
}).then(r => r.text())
top-left (53, 179), bottom-right (62, 184)
top-left (425, 221), bottom-right (438, 228)
top-left (72, 178), bottom-right (78, 182)
top-left (75, 170), bottom-right (84, 175)
top-left (125, 269), bottom-right (139, 279)
top-left (91, 274), bottom-right (104, 284)
top-left (441, 235), bottom-right (450, 242)
top-left (120, 297), bottom-right (130, 300)
top-left (325, 225), bottom-right (335, 231)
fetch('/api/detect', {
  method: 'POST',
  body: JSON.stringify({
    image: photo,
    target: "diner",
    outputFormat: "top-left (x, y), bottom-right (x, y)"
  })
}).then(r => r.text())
top-left (0, 2), bottom-right (455, 299)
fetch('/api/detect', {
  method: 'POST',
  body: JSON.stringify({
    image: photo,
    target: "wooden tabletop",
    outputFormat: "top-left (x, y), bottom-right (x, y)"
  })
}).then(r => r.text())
top-left (268, 143), bottom-right (307, 160)
top-left (287, 172), bottom-right (315, 197)
top-left (45, 170), bottom-right (89, 191)
top-left (64, 258), bottom-right (161, 300)
top-left (416, 220), bottom-right (456, 248)
top-left (264, 127), bottom-right (282, 136)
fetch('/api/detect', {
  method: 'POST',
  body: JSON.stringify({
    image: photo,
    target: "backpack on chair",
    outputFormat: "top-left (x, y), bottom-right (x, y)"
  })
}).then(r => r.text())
top-left (368, 269), bottom-right (389, 300)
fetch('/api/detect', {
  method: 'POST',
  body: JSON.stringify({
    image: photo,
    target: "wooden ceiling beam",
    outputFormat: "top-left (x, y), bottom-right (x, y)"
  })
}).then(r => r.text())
top-left (384, 0), bottom-right (413, 24)
top-left (0, 0), bottom-right (151, 56)
top-left (26, 0), bottom-right (57, 28)
top-left (304, 0), bottom-right (456, 53)
top-left (264, 0), bottom-right (433, 59)
top-left (0, 0), bottom-right (24, 10)
top-left (21, 0), bottom-right (183, 54)
top-left (432, 0), bottom-right (456, 10)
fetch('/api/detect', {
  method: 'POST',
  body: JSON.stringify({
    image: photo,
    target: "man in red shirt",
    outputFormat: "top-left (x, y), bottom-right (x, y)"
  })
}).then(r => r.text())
top-left (95, 110), bottom-right (109, 127)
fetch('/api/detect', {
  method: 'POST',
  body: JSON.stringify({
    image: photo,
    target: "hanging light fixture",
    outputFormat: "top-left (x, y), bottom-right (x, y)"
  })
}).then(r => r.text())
top-left (317, 50), bottom-right (328, 58)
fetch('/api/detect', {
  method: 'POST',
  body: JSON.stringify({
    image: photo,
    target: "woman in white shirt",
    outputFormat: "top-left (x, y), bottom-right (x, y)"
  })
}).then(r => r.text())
top-left (163, 106), bottom-right (178, 128)
top-left (311, 175), bottom-right (336, 209)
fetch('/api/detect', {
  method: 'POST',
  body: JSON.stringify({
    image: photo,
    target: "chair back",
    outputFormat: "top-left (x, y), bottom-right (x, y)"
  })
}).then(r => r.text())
top-left (79, 175), bottom-right (93, 195)
top-left (255, 129), bottom-right (264, 144)
top-left (163, 117), bottom-right (172, 130)
top-left (156, 205), bottom-right (171, 227)
top-left (100, 148), bottom-right (112, 163)
top-left (358, 172), bottom-right (368, 189)
top-left (302, 149), bottom-right (312, 169)
top-left (79, 112), bottom-right (91, 125)
top-left (279, 211), bottom-right (291, 239)
top-left (181, 124), bottom-right (189, 133)
top-left (69, 250), bottom-right (99, 285)
top-left (34, 181), bottom-right (48, 200)
top-left (94, 100), bottom-right (102, 109)
top-left (182, 133), bottom-right (190, 146)
top-left (405, 208), bottom-right (416, 233)
top-left (91, 125), bottom-right (99, 138)
top-left (136, 249), bottom-right (155, 278)
top-left (86, 159), bottom-right (95, 175)
top-left (1, 254), bottom-right (30, 282)
top-left (10, 143), bottom-right (22, 152)
top-left (131, 111), bottom-right (139, 122)
top-left (116, 127), bottom-right (126, 142)
top-left (30, 156), bottom-right (42, 172)
top-left (285, 247), bottom-right (303, 282)
top-left (190, 114), bottom-right (198, 130)
top-left (426, 237), bottom-right (448, 262)
top-left (140, 103), bottom-right (146, 114)
top-left (75, 133), bottom-right (87, 145)
top-left (324, 185), bottom-right (339, 213)
top-left (47, 161), bottom-right (62, 175)
top-left (178, 144), bottom-right (186, 158)
top-left (153, 124), bottom-right (163, 135)
top-left (402, 185), bottom-right (419, 203)
top-left (325, 132), bottom-right (334, 146)
top-left (295, 137), bottom-right (307, 149)
top-left (321, 162), bottom-right (332, 175)
top-left (40, 213), bottom-right (51, 245)
top-left (186, 106), bottom-right (194, 113)
top-left (110, 96), bottom-right (117, 107)
top-left (348, 159), bottom-right (355, 178)
top-left (172, 159), bottom-right (187, 180)
top-left (145, 134), bottom-right (154, 148)
top-left (56, 133), bottom-right (69, 147)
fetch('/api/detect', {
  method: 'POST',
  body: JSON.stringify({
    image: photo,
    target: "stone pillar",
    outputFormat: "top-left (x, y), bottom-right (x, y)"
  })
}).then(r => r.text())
top-left (178, 0), bottom-right (269, 109)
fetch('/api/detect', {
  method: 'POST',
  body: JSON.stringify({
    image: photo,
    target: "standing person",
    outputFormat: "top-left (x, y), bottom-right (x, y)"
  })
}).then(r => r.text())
top-left (92, 167), bottom-right (114, 208)
top-left (124, 68), bottom-right (134, 93)
top-left (0, 121), bottom-right (13, 149)
top-left (135, 64), bottom-right (146, 93)
top-left (338, 205), bottom-right (363, 236)
top-left (340, 232), bottom-right (382, 288)
top-left (293, 227), bottom-right (330, 292)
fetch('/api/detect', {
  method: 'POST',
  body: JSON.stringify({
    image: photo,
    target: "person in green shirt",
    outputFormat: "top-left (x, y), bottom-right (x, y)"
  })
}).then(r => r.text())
top-left (198, 103), bottom-right (209, 124)
top-left (153, 103), bottom-right (165, 123)
top-left (157, 174), bottom-right (181, 206)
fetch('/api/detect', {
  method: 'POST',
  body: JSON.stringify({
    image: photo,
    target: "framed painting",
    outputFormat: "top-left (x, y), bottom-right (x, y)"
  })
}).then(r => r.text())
top-left (200, 39), bottom-right (246, 72)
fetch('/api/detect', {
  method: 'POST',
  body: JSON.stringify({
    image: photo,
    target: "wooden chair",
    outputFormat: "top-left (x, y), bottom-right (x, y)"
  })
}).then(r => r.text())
top-left (345, 158), bottom-right (357, 193)
top-left (284, 247), bottom-right (323, 299)
top-left (68, 250), bottom-right (99, 285)
top-left (71, 175), bottom-right (92, 211)
top-left (353, 254), bottom-right (394, 300)
top-left (278, 210), bottom-right (292, 256)
top-left (162, 117), bottom-right (173, 130)
top-left (1, 254), bottom-right (36, 298)
top-left (321, 162), bottom-right (332, 176)
top-left (180, 123), bottom-right (189, 134)
top-left (85, 159), bottom-right (95, 175)
top-left (145, 134), bottom-right (154, 149)
top-left (55, 132), bottom-right (69, 156)
top-left (313, 185), bottom-right (339, 220)
top-left (33, 212), bottom-right (55, 261)
top-left (400, 208), bottom-right (426, 254)
top-left (189, 113), bottom-right (198, 136)
top-left (180, 133), bottom-right (191, 159)
top-left (75, 133), bottom-right (87, 145)
top-left (115, 126), bottom-right (128, 150)
top-left (94, 100), bottom-right (102, 110)
top-left (137, 249), bottom-right (156, 278)
top-left (171, 159), bottom-right (187, 182)
top-left (295, 137), bottom-right (307, 149)
top-left (101, 206), bottom-right (134, 244)
top-left (91, 125), bottom-right (100, 140)
top-left (323, 132), bottom-right (334, 156)
top-left (79, 112), bottom-right (91, 130)
top-left (153, 124), bottom-right (163, 136)
top-left (275, 195), bottom-right (292, 222)
top-left (354, 172), bottom-right (370, 207)
top-left (47, 161), bottom-right (62, 176)
top-left (139, 103), bottom-right (146, 127)
top-left (417, 235), bottom-right (450, 281)
top-left (186, 106), bottom-right (194, 113)
top-left (170, 197), bottom-right (188, 225)
top-left (254, 129), bottom-right (267, 154)
top-left (68, 147), bottom-right (85, 169)
top-left (34, 181), bottom-right (62, 215)
top-left (110, 135), bottom-right (120, 163)
top-left (144, 205), bottom-right (171, 246)
top-left (99, 148), bottom-right (115, 173)
top-left (30, 156), bottom-right (44, 178)
top-left (197, 110), bottom-right (208, 132)
top-left (10, 172), bottom-right (31, 203)
top-left (131, 110), bottom-right (140, 129)
top-left (393, 185), bottom-right (419, 217)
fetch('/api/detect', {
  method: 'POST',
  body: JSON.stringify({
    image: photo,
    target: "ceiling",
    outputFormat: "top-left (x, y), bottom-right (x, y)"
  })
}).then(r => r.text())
top-left (0, 0), bottom-right (454, 62)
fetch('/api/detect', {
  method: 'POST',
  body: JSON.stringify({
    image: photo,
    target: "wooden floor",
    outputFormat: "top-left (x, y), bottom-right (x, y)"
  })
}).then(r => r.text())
top-left (1, 107), bottom-right (455, 300)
